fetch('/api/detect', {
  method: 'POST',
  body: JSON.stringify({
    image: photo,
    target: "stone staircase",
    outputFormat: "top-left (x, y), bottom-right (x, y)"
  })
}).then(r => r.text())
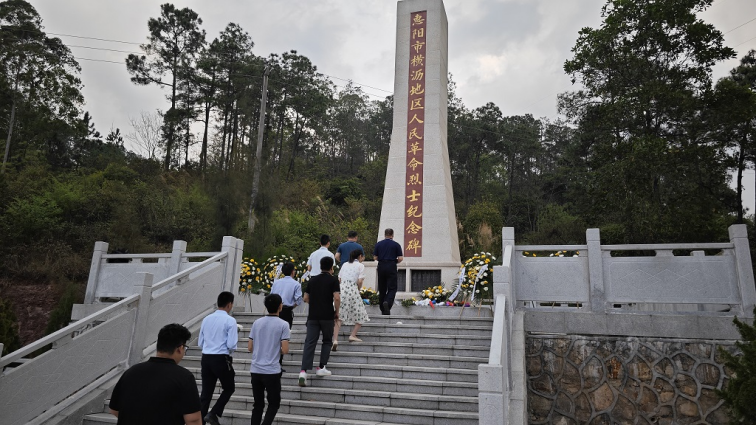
top-left (82, 310), bottom-right (492, 425)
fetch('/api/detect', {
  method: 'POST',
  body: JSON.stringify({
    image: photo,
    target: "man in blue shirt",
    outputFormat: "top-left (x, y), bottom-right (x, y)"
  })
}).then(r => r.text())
top-left (373, 228), bottom-right (404, 315)
top-left (248, 293), bottom-right (290, 425)
top-left (335, 231), bottom-right (364, 267)
top-left (198, 291), bottom-right (238, 425)
top-left (270, 262), bottom-right (303, 329)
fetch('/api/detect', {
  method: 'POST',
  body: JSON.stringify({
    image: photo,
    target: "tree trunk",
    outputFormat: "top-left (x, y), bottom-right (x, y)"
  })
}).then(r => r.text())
top-left (164, 60), bottom-right (178, 170)
top-left (200, 73), bottom-right (216, 172)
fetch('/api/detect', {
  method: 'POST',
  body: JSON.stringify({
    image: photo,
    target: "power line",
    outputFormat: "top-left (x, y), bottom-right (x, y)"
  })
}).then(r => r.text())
top-left (724, 16), bottom-right (756, 35)
top-left (734, 34), bottom-right (756, 48)
top-left (69, 44), bottom-right (141, 55)
top-left (48, 31), bottom-right (141, 46)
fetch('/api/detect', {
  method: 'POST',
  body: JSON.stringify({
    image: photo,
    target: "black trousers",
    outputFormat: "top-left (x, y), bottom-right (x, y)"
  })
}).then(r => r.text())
top-left (300, 319), bottom-right (334, 371)
top-left (278, 307), bottom-right (294, 366)
top-left (377, 262), bottom-right (398, 315)
top-left (250, 372), bottom-right (282, 425)
top-left (200, 354), bottom-right (235, 419)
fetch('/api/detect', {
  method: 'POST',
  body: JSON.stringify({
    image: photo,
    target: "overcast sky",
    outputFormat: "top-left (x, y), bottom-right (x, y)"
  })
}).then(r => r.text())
top-left (27, 0), bottom-right (756, 212)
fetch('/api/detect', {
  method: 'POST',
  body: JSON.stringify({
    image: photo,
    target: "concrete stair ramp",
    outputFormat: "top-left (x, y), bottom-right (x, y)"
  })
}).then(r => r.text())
top-left (81, 311), bottom-right (491, 425)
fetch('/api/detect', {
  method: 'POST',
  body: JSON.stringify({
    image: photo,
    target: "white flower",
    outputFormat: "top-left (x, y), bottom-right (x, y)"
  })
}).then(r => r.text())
top-left (484, 287), bottom-right (488, 291)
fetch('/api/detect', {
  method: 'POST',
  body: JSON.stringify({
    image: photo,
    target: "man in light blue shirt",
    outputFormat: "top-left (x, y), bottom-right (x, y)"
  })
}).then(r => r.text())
top-left (307, 234), bottom-right (335, 276)
top-left (198, 292), bottom-right (238, 425)
top-left (248, 293), bottom-right (290, 424)
top-left (270, 262), bottom-right (303, 329)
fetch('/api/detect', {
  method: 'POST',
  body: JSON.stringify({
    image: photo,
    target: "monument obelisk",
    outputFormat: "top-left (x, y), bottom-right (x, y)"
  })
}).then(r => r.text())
top-left (365, 0), bottom-right (460, 295)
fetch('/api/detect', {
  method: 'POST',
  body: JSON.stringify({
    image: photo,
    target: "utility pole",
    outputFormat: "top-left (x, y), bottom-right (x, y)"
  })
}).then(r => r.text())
top-left (247, 64), bottom-right (271, 235)
top-left (2, 80), bottom-right (18, 175)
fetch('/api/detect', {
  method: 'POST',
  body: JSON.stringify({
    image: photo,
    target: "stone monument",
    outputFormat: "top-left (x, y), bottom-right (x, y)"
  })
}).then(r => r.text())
top-left (363, 0), bottom-right (460, 295)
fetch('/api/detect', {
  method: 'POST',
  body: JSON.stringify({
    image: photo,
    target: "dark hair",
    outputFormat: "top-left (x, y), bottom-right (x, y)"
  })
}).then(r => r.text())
top-left (320, 234), bottom-right (330, 246)
top-left (281, 261), bottom-right (295, 276)
top-left (385, 228), bottom-right (394, 237)
top-left (347, 230), bottom-right (358, 239)
top-left (156, 323), bottom-right (191, 354)
top-left (264, 293), bottom-right (282, 313)
top-left (320, 256), bottom-right (334, 272)
top-left (348, 249), bottom-right (364, 263)
top-left (217, 291), bottom-right (234, 308)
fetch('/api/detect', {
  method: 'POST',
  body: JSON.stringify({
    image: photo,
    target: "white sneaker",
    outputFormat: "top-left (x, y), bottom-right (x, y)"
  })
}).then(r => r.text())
top-left (298, 371), bottom-right (307, 387)
top-left (316, 367), bottom-right (332, 376)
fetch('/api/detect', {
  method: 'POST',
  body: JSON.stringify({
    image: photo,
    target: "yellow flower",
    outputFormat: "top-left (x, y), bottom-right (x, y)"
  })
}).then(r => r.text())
top-left (241, 287), bottom-right (246, 292)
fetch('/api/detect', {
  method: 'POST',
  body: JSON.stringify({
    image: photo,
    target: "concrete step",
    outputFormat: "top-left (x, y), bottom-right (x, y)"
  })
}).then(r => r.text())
top-left (232, 323), bottom-right (492, 337)
top-left (201, 387), bottom-right (478, 412)
top-left (199, 330), bottom-right (493, 348)
top-left (233, 313), bottom-right (494, 327)
top-left (197, 372), bottom-right (480, 397)
top-left (99, 379), bottom-right (479, 415)
top-left (183, 351), bottom-right (487, 371)
top-left (186, 362), bottom-right (481, 384)
top-left (218, 400), bottom-right (478, 425)
top-left (187, 340), bottom-right (490, 359)
top-left (82, 411), bottom-right (388, 425)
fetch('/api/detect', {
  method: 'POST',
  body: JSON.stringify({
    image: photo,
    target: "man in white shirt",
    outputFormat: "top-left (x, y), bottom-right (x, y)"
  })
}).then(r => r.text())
top-left (198, 292), bottom-right (238, 425)
top-left (307, 234), bottom-right (335, 276)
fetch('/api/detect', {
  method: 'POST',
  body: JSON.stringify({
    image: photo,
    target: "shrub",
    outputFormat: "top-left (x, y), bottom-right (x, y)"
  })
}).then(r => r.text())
top-left (0, 297), bottom-right (21, 356)
top-left (44, 282), bottom-right (82, 336)
top-left (717, 308), bottom-right (756, 424)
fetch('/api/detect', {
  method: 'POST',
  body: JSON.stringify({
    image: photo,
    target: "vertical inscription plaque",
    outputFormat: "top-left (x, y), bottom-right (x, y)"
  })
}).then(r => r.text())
top-left (404, 10), bottom-right (427, 257)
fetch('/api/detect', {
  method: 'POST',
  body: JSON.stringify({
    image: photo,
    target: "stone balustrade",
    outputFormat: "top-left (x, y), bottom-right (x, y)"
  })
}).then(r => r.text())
top-left (479, 225), bottom-right (755, 424)
top-left (0, 237), bottom-right (243, 424)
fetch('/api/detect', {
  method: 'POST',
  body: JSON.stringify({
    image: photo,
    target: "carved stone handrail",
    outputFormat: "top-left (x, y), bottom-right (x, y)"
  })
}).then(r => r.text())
top-left (0, 294), bottom-right (139, 371)
top-left (150, 252), bottom-right (226, 292)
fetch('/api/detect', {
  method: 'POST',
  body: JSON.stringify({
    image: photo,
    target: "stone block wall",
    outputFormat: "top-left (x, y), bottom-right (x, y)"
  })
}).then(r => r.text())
top-left (526, 334), bottom-right (738, 424)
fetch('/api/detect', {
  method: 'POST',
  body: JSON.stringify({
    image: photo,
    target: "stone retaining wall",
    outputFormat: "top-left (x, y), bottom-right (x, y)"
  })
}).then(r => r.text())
top-left (526, 334), bottom-right (738, 424)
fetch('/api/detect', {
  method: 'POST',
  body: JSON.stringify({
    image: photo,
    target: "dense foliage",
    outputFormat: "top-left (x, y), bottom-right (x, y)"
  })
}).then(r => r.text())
top-left (717, 309), bottom-right (756, 424)
top-left (0, 297), bottom-right (21, 356)
top-left (0, 0), bottom-right (754, 339)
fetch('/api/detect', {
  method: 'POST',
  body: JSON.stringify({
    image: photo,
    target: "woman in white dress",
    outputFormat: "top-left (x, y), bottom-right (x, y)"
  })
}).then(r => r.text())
top-left (332, 249), bottom-right (370, 350)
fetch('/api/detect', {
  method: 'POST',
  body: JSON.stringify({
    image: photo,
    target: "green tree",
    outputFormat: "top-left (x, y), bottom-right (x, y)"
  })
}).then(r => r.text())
top-left (560, 0), bottom-right (736, 243)
top-left (717, 309), bottom-right (756, 424)
top-left (0, 0), bottom-right (83, 174)
top-left (126, 3), bottom-right (206, 170)
top-left (711, 51), bottom-right (756, 223)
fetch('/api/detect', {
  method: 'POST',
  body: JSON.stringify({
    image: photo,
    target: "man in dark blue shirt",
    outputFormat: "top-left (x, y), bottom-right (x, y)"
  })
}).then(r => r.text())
top-left (335, 230), bottom-right (364, 267)
top-left (372, 228), bottom-right (404, 315)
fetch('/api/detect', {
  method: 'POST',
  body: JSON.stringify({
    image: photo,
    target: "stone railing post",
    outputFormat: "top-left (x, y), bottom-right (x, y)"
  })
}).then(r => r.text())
top-left (128, 273), bottom-right (154, 367)
top-left (169, 240), bottom-right (187, 277)
top-left (0, 343), bottom-right (4, 357)
top-left (500, 227), bottom-right (515, 302)
top-left (587, 229), bottom-right (605, 312)
top-left (230, 238), bottom-right (245, 293)
top-left (221, 236), bottom-right (237, 293)
top-left (730, 224), bottom-right (756, 314)
top-left (84, 241), bottom-right (109, 304)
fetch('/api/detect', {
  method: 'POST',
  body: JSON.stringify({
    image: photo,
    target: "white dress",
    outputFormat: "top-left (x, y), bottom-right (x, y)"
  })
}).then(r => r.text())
top-left (338, 261), bottom-right (370, 325)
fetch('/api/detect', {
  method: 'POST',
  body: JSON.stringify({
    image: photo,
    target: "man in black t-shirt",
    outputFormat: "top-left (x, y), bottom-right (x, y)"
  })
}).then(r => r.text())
top-left (373, 228), bottom-right (404, 315)
top-left (109, 323), bottom-right (202, 425)
top-left (298, 256), bottom-right (340, 387)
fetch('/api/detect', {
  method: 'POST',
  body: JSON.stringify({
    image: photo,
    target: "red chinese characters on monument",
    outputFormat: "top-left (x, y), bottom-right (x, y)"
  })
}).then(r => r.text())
top-left (404, 11), bottom-right (426, 257)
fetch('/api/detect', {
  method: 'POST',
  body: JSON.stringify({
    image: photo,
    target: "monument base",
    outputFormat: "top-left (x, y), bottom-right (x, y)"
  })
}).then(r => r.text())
top-left (362, 260), bottom-right (460, 299)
